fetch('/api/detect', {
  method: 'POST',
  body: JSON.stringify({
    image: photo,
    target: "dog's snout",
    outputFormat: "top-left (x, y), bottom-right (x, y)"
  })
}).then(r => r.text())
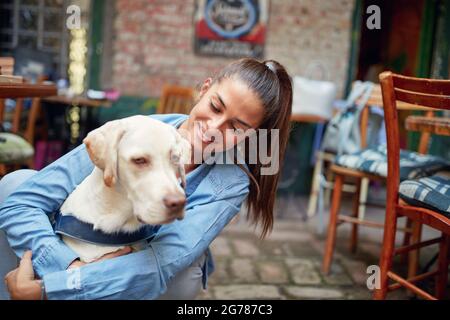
top-left (175, 211), bottom-right (185, 221)
top-left (163, 194), bottom-right (186, 211)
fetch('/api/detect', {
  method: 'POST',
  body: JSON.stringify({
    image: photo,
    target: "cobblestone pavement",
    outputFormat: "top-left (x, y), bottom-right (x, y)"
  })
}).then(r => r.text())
top-left (197, 195), bottom-right (448, 300)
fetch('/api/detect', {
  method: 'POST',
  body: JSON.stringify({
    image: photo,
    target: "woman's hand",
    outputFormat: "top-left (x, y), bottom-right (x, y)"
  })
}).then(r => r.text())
top-left (5, 247), bottom-right (132, 300)
top-left (4, 251), bottom-right (42, 300)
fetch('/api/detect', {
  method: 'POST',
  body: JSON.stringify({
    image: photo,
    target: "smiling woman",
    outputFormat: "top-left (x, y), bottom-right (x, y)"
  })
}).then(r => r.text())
top-left (179, 58), bottom-right (293, 237)
top-left (0, 57), bottom-right (292, 300)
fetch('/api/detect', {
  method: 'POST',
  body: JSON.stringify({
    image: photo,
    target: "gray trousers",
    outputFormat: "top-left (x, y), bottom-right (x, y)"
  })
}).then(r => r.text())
top-left (0, 169), bottom-right (205, 300)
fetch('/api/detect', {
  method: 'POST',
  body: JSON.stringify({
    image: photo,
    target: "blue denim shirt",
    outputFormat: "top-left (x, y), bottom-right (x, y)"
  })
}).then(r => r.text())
top-left (0, 113), bottom-right (250, 299)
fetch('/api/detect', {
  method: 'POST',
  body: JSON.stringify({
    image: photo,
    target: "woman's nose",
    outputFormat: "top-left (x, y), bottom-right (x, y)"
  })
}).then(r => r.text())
top-left (207, 117), bottom-right (226, 131)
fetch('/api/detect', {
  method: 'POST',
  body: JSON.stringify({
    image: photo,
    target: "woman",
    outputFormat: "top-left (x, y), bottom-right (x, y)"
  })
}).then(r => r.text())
top-left (0, 58), bottom-right (292, 299)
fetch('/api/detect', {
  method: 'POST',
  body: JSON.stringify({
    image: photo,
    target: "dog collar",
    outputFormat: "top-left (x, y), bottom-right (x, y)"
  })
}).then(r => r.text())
top-left (53, 211), bottom-right (159, 246)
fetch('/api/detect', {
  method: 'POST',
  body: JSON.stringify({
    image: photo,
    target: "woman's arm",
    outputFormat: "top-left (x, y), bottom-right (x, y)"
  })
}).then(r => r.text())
top-left (0, 114), bottom-right (176, 276)
top-left (0, 145), bottom-right (94, 276)
top-left (41, 181), bottom-right (249, 300)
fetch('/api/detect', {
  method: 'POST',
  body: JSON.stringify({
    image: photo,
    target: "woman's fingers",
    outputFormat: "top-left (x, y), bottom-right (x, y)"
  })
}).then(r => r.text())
top-left (95, 246), bottom-right (132, 262)
top-left (3, 251), bottom-right (42, 300)
top-left (17, 250), bottom-right (35, 282)
top-left (5, 269), bottom-right (16, 281)
top-left (4, 269), bottom-right (17, 292)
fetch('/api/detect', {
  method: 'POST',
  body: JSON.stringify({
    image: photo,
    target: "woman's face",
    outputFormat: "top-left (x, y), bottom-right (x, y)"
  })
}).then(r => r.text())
top-left (179, 77), bottom-right (265, 158)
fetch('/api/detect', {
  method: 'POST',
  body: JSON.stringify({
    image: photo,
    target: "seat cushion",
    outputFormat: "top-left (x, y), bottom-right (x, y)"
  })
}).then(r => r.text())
top-left (0, 132), bottom-right (34, 164)
top-left (335, 144), bottom-right (450, 180)
top-left (399, 173), bottom-right (450, 218)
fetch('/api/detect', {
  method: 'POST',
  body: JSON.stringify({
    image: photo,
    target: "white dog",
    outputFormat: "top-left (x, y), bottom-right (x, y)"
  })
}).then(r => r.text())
top-left (58, 115), bottom-right (191, 262)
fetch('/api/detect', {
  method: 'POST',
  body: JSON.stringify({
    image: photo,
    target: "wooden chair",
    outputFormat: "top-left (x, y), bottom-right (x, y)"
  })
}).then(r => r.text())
top-left (157, 84), bottom-right (194, 114)
top-left (308, 83), bottom-right (384, 221)
top-left (322, 84), bottom-right (434, 275)
top-left (373, 72), bottom-right (450, 300)
top-left (0, 57), bottom-right (48, 175)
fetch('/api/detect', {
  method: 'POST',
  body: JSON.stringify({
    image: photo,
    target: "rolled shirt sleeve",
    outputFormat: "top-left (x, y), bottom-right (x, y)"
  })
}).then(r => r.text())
top-left (0, 145), bottom-right (94, 276)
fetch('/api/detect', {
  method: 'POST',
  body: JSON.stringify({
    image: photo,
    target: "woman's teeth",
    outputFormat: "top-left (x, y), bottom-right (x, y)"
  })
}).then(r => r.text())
top-left (197, 122), bottom-right (213, 143)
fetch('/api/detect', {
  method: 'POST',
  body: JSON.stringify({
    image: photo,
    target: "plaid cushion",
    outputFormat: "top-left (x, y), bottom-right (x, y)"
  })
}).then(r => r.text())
top-left (335, 144), bottom-right (450, 180)
top-left (0, 132), bottom-right (34, 164)
top-left (399, 173), bottom-right (450, 218)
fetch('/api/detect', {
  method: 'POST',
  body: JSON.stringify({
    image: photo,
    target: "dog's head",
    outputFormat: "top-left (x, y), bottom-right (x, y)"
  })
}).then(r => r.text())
top-left (83, 115), bottom-right (191, 225)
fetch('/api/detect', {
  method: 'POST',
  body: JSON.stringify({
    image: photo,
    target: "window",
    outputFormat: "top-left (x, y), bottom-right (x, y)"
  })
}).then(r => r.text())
top-left (0, 0), bottom-right (70, 78)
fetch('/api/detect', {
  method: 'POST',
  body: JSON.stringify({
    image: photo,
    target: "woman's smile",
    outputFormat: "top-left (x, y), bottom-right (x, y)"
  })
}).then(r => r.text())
top-left (196, 121), bottom-right (214, 144)
top-left (180, 77), bottom-right (264, 157)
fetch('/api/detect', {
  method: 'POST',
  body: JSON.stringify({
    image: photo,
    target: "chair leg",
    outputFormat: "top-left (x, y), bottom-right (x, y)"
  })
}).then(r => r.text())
top-left (405, 220), bottom-right (422, 298)
top-left (407, 221), bottom-right (422, 279)
top-left (350, 178), bottom-right (362, 253)
top-left (373, 207), bottom-right (398, 300)
top-left (435, 234), bottom-right (450, 299)
top-left (358, 177), bottom-right (369, 220)
top-left (400, 218), bottom-right (413, 264)
top-left (307, 152), bottom-right (323, 217)
top-left (322, 174), bottom-right (344, 275)
top-left (324, 168), bottom-right (334, 208)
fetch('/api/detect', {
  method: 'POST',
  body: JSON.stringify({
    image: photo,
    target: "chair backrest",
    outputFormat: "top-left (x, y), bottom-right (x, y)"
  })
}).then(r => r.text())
top-left (379, 71), bottom-right (450, 205)
top-left (0, 56), bottom-right (47, 145)
top-left (358, 83), bottom-right (382, 148)
top-left (157, 84), bottom-right (194, 115)
top-left (22, 75), bottom-right (48, 144)
top-left (357, 83), bottom-right (433, 149)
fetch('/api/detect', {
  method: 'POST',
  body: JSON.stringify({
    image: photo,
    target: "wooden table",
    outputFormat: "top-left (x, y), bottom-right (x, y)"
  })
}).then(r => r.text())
top-left (42, 95), bottom-right (111, 108)
top-left (406, 116), bottom-right (450, 136)
top-left (0, 83), bottom-right (57, 98)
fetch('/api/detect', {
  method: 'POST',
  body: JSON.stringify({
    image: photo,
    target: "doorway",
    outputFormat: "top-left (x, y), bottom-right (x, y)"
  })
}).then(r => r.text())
top-left (356, 0), bottom-right (436, 82)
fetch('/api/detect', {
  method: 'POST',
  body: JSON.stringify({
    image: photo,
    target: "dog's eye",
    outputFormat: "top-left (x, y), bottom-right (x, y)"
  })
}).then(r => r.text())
top-left (132, 157), bottom-right (149, 166)
top-left (170, 153), bottom-right (180, 163)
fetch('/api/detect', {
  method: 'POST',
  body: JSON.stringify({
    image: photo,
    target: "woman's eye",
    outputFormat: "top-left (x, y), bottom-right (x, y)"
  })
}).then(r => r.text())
top-left (210, 102), bottom-right (220, 113)
top-left (132, 157), bottom-right (149, 166)
top-left (231, 122), bottom-right (243, 131)
top-left (233, 128), bottom-right (246, 137)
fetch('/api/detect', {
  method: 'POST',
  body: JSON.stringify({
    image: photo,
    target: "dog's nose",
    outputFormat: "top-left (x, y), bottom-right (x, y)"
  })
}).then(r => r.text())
top-left (163, 194), bottom-right (186, 212)
top-left (176, 212), bottom-right (185, 221)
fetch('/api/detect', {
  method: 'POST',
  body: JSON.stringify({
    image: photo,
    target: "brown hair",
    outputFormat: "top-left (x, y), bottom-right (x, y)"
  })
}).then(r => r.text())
top-left (211, 58), bottom-right (293, 238)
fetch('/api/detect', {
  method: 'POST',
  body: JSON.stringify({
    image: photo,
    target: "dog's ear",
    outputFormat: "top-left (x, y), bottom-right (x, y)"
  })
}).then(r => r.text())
top-left (83, 119), bottom-right (127, 188)
top-left (172, 131), bottom-right (191, 189)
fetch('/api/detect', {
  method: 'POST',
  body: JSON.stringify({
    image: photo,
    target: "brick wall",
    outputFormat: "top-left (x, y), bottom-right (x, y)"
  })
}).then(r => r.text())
top-left (111, 0), bottom-right (355, 98)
